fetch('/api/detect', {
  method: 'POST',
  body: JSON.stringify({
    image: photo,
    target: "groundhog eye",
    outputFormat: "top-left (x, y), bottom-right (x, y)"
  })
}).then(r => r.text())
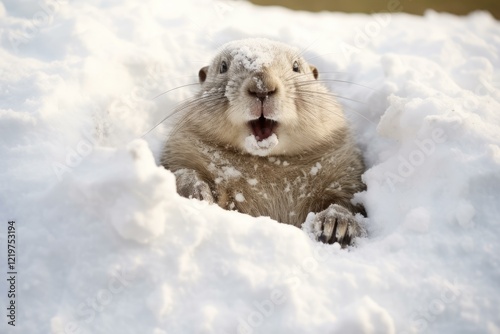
top-left (220, 61), bottom-right (228, 74)
top-left (292, 61), bottom-right (300, 73)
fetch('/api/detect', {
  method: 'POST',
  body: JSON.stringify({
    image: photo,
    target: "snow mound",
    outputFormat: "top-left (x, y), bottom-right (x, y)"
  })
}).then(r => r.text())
top-left (62, 139), bottom-right (178, 244)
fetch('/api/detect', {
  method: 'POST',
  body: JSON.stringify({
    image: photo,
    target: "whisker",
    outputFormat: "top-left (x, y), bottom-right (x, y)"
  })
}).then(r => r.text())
top-left (295, 79), bottom-right (375, 90)
top-left (282, 71), bottom-right (373, 90)
top-left (289, 92), bottom-right (376, 126)
top-left (282, 71), bottom-right (318, 83)
top-left (151, 82), bottom-right (200, 100)
top-left (316, 71), bottom-right (360, 76)
top-left (142, 94), bottom-right (226, 137)
top-left (304, 52), bottom-right (345, 62)
top-left (342, 105), bottom-right (377, 125)
top-left (294, 88), bottom-right (368, 105)
top-left (294, 37), bottom-right (323, 59)
top-left (291, 96), bottom-right (342, 118)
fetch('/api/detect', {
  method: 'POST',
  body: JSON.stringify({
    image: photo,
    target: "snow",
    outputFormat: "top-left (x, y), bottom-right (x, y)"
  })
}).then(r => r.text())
top-left (244, 133), bottom-right (279, 156)
top-left (225, 38), bottom-right (290, 72)
top-left (309, 162), bottom-right (322, 176)
top-left (1, 1), bottom-right (500, 333)
top-left (247, 178), bottom-right (258, 186)
top-left (235, 193), bottom-right (246, 202)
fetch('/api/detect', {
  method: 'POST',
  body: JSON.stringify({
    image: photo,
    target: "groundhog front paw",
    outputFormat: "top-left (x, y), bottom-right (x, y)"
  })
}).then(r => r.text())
top-left (312, 204), bottom-right (365, 247)
top-left (188, 180), bottom-right (214, 203)
top-left (174, 169), bottom-right (214, 204)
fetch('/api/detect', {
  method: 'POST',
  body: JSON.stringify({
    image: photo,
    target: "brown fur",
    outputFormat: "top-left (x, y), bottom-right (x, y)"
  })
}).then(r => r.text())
top-left (161, 38), bottom-right (366, 243)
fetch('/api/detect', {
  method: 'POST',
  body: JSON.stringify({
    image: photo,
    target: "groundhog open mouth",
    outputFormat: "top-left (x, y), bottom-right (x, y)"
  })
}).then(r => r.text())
top-left (249, 116), bottom-right (277, 141)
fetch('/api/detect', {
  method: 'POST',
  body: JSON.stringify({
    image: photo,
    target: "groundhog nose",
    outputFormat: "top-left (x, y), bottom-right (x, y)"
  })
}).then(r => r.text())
top-left (248, 87), bottom-right (276, 102)
top-left (247, 73), bottom-right (278, 102)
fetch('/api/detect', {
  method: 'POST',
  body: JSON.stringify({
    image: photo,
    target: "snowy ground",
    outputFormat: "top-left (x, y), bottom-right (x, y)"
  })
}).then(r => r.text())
top-left (1, 0), bottom-right (500, 333)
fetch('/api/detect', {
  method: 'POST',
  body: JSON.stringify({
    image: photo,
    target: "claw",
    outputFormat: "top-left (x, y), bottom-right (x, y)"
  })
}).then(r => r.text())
top-left (312, 204), bottom-right (364, 247)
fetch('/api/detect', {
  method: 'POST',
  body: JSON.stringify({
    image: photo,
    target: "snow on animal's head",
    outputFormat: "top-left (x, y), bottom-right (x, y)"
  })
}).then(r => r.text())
top-left (195, 38), bottom-right (346, 156)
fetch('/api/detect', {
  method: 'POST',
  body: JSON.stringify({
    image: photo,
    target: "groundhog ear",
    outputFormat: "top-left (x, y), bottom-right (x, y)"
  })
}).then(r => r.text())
top-left (310, 65), bottom-right (318, 80)
top-left (199, 66), bottom-right (208, 83)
